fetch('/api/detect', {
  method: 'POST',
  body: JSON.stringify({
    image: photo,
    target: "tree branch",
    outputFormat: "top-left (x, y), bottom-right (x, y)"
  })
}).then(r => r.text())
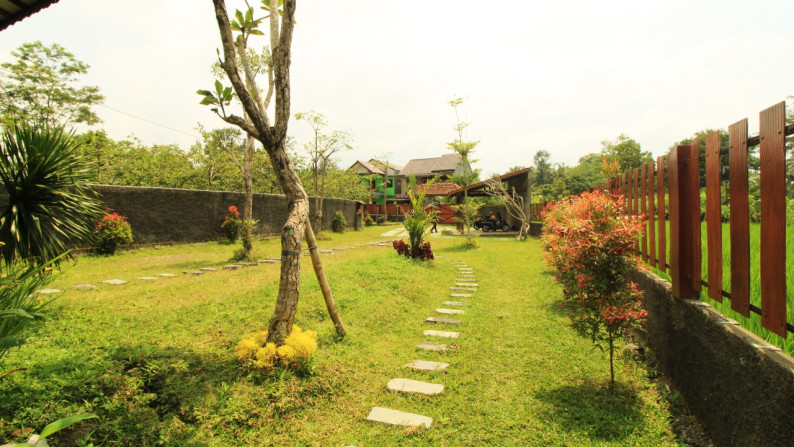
top-left (273, 0), bottom-right (296, 139)
top-left (212, 0), bottom-right (273, 148)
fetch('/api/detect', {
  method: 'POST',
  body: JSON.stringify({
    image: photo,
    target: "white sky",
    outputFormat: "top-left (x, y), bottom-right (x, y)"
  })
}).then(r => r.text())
top-left (2, 0), bottom-right (793, 176)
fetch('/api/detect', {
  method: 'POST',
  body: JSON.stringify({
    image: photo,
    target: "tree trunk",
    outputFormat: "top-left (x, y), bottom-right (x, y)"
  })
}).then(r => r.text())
top-left (304, 222), bottom-right (346, 337)
top-left (241, 134), bottom-right (255, 257)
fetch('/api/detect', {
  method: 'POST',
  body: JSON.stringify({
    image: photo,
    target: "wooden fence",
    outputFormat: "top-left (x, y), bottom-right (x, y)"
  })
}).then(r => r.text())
top-left (592, 102), bottom-right (792, 338)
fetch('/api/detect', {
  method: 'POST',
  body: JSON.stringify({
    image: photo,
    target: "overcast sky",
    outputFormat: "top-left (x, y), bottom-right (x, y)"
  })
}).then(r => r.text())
top-left (2, 0), bottom-right (793, 176)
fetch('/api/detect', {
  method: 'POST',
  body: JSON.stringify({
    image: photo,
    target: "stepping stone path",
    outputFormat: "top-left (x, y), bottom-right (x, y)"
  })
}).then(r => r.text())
top-left (366, 407), bottom-right (432, 428)
top-left (456, 283), bottom-right (478, 287)
top-left (137, 277), bottom-right (158, 281)
top-left (37, 288), bottom-right (61, 294)
top-left (426, 316), bottom-right (462, 325)
top-left (223, 265), bottom-right (241, 270)
top-left (73, 284), bottom-right (98, 291)
top-left (450, 287), bottom-right (477, 292)
top-left (423, 329), bottom-right (459, 338)
top-left (417, 341), bottom-right (449, 351)
top-left (387, 378), bottom-right (444, 395)
top-left (200, 267), bottom-right (218, 272)
top-left (101, 279), bottom-right (127, 285)
top-left (405, 360), bottom-right (449, 371)
top-left (435, 308), bottom-right (464, 315)
top-left (457, 278), bottom-right (477, 282)
top-left (450, 293), bottom-right (472, 299)
top-left (185, 271), bottom-right (205, 276)
top-left (443, 301), bottom-right (468, 307)
top-left (157, 273), bottom-right (176, 277)
top-left (259, 259), bottom-right (277, 264)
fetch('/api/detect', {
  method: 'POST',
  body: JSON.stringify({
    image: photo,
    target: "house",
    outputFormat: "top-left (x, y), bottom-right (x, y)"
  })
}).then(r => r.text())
top-left (348, 159), bottom-right (403, 204)
top-left (397, 153), bottom-right (469, 185)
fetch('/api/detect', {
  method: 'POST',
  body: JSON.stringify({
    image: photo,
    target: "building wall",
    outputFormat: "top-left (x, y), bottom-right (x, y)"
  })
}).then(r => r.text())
top-left (93, 185), bottom-right (359, 244)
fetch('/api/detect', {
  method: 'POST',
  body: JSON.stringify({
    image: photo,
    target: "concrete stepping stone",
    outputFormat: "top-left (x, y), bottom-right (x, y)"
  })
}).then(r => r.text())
top-left (426, 317), bottom-right (462, 325)
top-left (387, 378), bottom-right (444, 395)
top-left (456, 283), bottom-right (478, 287)
top-left (259, 259), bottom-right (277, 264)
top-left (366, 407), bottom-right (432, 428)
top-left (101, 279), bottom-right (127, 285)
top-left (137, 276), bottom-right (158, 281)
top-left (240, 262), bottom-right (259, 267)
top-left (223, 265), bottom-right (241, 270)
top-left (450, 293), bottom-right (472, 298)
top-left (73, 284), bottom-right (98, 291)
top-left (457, 278), bottom-right (477, 282)
top-left (37, 288), bottom-right (61, 294)
top-left (417, 341), bottom-right (449, 351)
top-left (436, 308), bottom-right (464, 315)
top-left (450, 287), bottom-right (477, 292)
top-left (443, 301), bottom-right (469, 307)
top-left (458, 268), bottom-right (473, 272)
top-left (200, 267), bottom-right (218, 272)
top-left (185, 270), bottom-right (204, 275)
top-left (423, 329), bottom-right (460, 338)
top-left (405, 360), bottom-right (449, 371)
top-left (157, 273), bottom-right (176, 277)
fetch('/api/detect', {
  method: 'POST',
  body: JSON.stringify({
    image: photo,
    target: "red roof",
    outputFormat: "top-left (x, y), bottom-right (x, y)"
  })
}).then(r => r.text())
top-left (416, 182), bottom-right (460, 196)
top-left (447, 167), bottom-right (532, 196)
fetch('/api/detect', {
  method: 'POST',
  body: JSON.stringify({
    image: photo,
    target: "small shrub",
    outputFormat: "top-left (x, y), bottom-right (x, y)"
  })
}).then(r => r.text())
top-left (363, 211), bottom-right (374, 226)
top-left (542, 190), bottom-right (646, 385)
top-left (236, 325), bottom-right (318, 373)
top-left (221, 205), bottom-right (242, 242)
top-left (331, 211), bottom-right (347, 233)
top-left (376, 216), bottom-right (386, 225)
top-left (464, 237), bottom-right (479, 249)
top-left (93, 212), bottom-right (133, 255)
top-left (392, 240), bottom-right (434, 261)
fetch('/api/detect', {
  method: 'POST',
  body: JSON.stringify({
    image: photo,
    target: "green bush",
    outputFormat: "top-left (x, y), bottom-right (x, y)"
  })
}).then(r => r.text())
top-left (363, 211), bottom-right (374, 227)
top-left (93, 212), bottom-right (133, 255)
top-left (376, 216), bottom-right (386, 225)
top-left (332, 211), bottom-right (347, 233)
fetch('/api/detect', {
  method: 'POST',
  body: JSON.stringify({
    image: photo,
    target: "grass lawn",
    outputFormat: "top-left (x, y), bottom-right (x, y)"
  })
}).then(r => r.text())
top-left (1, 225), bottom-right (691, 446)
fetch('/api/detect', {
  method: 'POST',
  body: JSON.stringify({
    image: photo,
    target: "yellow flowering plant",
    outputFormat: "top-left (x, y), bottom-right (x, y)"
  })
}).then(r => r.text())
top-left (236, 325), bottom-right (317, 372)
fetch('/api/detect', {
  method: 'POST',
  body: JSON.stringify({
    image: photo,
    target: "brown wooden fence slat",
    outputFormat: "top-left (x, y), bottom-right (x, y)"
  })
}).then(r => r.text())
top-left (641, 164), bottom-right (648, 261)
top-left (690, 141), bottom-right (702, 294)
top-left (648, 160), bottom-right (657, 268)
top-left (623, 171), bottom-right (630, 215)
top-left (669, 144), bottom-right (701, 299)
top-left (633, 168), bottom-right (640, 254)
top-left (759, 102), bottom-right (788, 337)
top-left (729, 118), bottom-right (750, 317)
top-left (657, 156), bottom-right (667, 273)
top-left (705, 131), bottom-right (723, 302)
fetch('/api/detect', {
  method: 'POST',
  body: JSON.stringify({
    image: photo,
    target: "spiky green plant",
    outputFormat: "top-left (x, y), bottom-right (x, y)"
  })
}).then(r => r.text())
top-left (403, 175), bottom-right (437, 252)
top-left (0, 123), bottom-right (103, 265)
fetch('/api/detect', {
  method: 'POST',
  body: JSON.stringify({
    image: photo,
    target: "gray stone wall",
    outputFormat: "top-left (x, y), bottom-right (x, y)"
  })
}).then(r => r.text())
top-left (92, 185), bottom-right (359, 245)
top-left (629, 269), bottom-right (794, 447)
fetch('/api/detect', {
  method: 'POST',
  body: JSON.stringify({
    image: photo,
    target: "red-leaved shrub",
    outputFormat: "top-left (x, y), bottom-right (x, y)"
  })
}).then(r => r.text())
top-left (542, 190), bottom-right (647, 384)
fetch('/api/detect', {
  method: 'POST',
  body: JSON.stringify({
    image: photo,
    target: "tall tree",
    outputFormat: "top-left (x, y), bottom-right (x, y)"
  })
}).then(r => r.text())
top-left (295, 110), bottom-right (353, 231)
top-left (600, 134), bottom-right (652, 172)
top-left (532, 150), bottom-right (553, 185)
top-left (205, 0), bottom-right (344, 344)
top-left (0, 41), bottom-right (103, 128)
top-left (447, 96), bottom-right (480, 237)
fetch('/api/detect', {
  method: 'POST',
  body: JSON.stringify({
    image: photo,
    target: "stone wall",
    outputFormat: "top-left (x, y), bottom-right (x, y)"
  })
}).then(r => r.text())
top-left (629, 269), bottom-right (794, 447)
top-left (93, 185), bottom-right (360, 245)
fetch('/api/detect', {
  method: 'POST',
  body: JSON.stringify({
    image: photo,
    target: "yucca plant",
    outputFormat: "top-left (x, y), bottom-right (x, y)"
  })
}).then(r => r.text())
top-left (395, 175), bottom-right (437, 260)
top-left (0, 123), bottom-right (103, 265)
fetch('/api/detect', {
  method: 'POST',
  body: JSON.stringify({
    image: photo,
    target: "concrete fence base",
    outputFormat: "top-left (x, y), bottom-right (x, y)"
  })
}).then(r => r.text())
top-left (629, 269), bottom-right (794, 447)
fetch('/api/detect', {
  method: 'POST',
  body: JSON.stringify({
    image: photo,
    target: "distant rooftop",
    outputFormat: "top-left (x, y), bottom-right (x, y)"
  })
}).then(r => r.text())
top-left (399, 153), bottom-right (462, 177)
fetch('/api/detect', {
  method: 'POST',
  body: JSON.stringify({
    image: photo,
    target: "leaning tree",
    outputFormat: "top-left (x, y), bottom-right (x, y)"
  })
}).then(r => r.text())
top-left (204, 0), bottom-right (344, 345)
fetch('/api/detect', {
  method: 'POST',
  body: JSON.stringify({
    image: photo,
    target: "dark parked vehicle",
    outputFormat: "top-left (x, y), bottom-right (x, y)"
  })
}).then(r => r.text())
top-left (473, 216), bottom-right (511, 232)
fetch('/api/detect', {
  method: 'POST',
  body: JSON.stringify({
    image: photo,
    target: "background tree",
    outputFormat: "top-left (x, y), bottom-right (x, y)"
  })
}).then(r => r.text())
top-left (600, 134), bottom-right (652, 173)
top-left (295, 110), bottom-right (353, 231)
top-left (532, 150), bottom-right (553, 185)
top-left (484, 177), bottom-right (530, 241)
top-left (205, 0), bottom-right (344, 344)
top-left (0, 41), bottom-right (103, 128)
top-left (448, 96), bottom-right (481, 237)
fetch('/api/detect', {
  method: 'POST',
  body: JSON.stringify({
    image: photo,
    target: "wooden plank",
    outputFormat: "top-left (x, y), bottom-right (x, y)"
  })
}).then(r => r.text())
top-left (623, 171), bottom-right (630, 215)
top-left (759, 102), bottom-right (787, 337)
top-left (705, 131), bottom-right (723, 302)
top-left (690, 141), bottom-right (702, 294)
top-left (648, 160), bottom-right (657, 268)
top-left (729, 119), bottom-right (750, 317)
top-left (668, 145), bottom-right (700, 299)
top-left (657, 156), bottom-right (667, 272)
top-left (633, 168), bottom-right (640, 254)
top-left (639, 165), bottom-right (648, 262)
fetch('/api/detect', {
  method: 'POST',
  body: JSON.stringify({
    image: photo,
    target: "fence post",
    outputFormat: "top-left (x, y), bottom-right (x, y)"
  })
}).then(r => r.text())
top-left (668, 143), bottom-right (701, 299)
